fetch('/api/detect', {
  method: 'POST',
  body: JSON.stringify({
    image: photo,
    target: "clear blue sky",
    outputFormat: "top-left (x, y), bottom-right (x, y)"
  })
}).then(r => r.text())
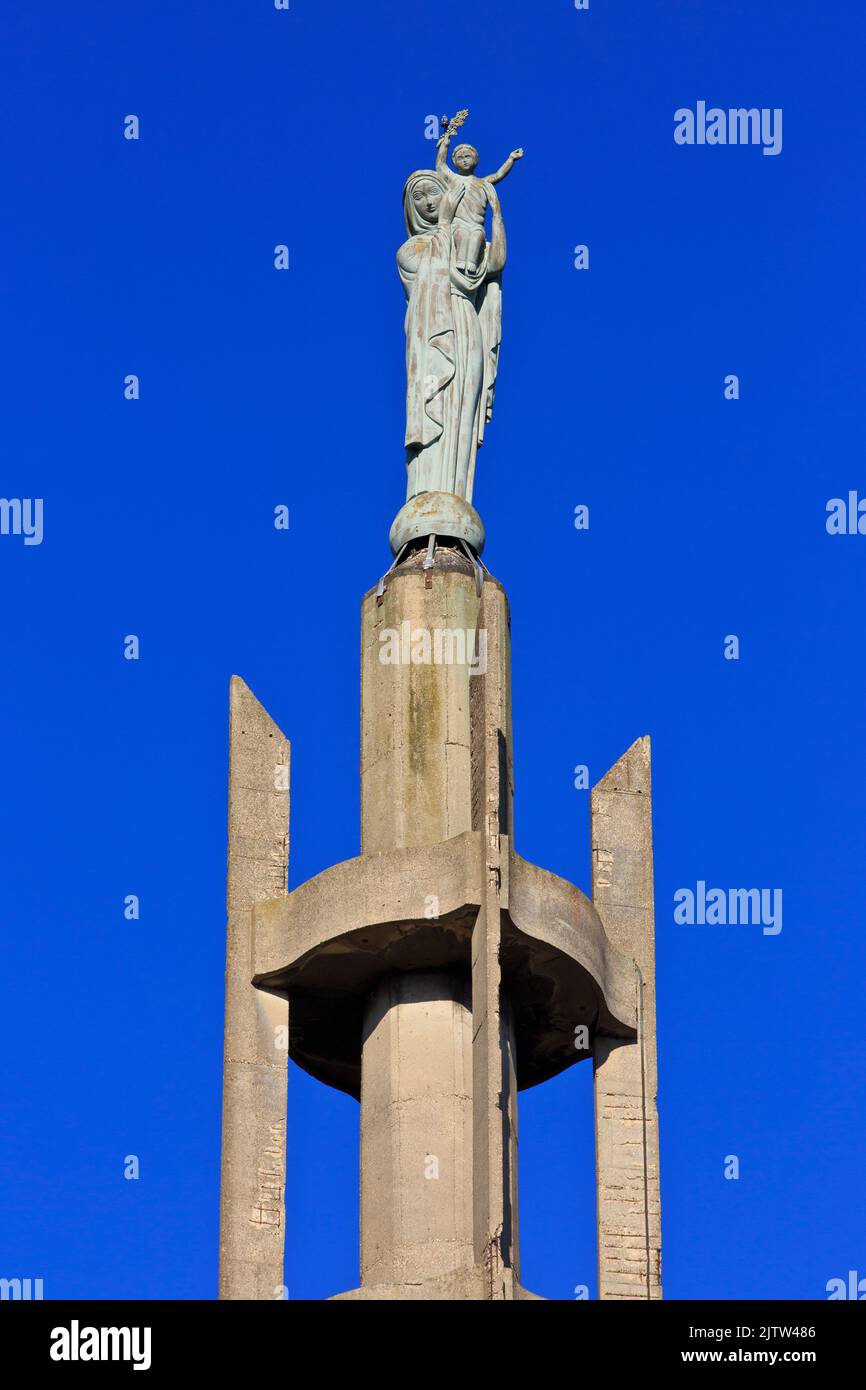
top-left (2, 0), bottom-right (864, 1301)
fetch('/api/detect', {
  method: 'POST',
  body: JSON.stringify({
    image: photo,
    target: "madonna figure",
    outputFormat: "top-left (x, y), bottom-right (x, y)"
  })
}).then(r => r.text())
top-left (397, 168), bottom-right (506, 507)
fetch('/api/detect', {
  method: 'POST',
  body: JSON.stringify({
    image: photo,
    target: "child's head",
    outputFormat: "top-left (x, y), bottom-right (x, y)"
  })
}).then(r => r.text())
top-left (452, 144), bottom-right (479, 173)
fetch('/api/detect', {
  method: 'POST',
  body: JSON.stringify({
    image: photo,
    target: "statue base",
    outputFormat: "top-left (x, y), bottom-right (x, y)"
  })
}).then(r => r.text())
top-left (389, 491), bottom-right (485, 557)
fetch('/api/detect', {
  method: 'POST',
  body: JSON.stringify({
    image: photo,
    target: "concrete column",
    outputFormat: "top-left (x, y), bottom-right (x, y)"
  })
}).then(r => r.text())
top-left (591, 737), bottom-right (663, 1300)
top-left (360, 554), bottom-right (481, 852)
top-left (219, 677), bottom-right (290, 1300)
top-left (358, 552), bottom-right (520, 1296)
top-left (360, 971), bottom-right (473, 1286)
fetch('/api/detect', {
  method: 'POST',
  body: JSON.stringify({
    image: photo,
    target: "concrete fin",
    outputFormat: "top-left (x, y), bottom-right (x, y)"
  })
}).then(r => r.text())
top-left (590, 734), bottom-right (662, 1300)
top-left (219, 676), bottom-right (291, 1300)
top-left (469, 581), bottom-right (519, 1292)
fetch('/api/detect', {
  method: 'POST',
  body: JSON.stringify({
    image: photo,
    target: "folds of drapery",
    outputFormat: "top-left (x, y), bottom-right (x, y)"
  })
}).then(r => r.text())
top-left (400, 230), bottom-right (502, 506)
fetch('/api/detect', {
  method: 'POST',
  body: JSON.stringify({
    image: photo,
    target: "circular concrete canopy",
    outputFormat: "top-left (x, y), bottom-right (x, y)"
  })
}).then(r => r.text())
top-left (251, 834), bottom-right (636, 1100)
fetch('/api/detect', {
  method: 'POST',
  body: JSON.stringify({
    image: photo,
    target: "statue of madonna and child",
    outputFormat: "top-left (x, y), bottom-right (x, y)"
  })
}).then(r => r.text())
top-left (388, 111), bottom-right (523, 559)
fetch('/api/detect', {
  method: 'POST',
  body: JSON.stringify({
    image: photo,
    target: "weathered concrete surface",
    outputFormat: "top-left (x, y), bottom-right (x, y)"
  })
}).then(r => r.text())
top-left (360, 971), bottom-right (473, 1285)
top-left (250, 830), bottom-right (636, 1096)
top-left (360, 554), bottom-right (520, 1294)
top-left (591, 737), bottom-right (663, 1300)
top-left (219, 677), bottom-right (290, 1301)
top-left (330, 1267), bottom-right (544, 1300)
top-left (505, 849), bottom-right (637, 1083)
top-left (470, 577), bottom-right (519, 1293)
top-left (361, 551), bottom-right (482, 853)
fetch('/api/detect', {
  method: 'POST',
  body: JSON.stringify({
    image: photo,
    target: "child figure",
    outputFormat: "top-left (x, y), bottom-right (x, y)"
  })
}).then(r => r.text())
top-left (436, 128), bottom-right (523, 275)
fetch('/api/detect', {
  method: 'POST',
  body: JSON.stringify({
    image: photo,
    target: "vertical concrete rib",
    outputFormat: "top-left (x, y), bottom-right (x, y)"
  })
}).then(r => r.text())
top-left (470, 578), bottom-right (518, 1296)
top-left (591, 736), bottom-right (662, 1299)
top-left (219, 676), bottom-right (290, 1300)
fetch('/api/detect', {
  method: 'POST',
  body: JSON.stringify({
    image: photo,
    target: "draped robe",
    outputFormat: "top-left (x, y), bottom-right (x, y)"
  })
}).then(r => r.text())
top-left (398, 174), bottom-right (502, 506)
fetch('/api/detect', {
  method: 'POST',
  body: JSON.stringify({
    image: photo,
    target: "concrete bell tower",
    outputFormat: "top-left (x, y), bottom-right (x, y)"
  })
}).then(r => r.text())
top-left (218, 542), bottom-right (662, 1300)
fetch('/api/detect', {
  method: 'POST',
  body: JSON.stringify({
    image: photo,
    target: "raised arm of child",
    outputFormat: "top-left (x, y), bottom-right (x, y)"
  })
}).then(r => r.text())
top-left (436, 133), bottom-right (455, 180)
top-left (486, 148), bottom-right (524, 185)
